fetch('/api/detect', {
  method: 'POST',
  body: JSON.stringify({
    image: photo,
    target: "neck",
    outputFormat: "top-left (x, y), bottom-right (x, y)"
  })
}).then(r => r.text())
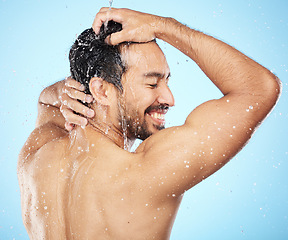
top-left (84, 118), bottom-right (134, 151)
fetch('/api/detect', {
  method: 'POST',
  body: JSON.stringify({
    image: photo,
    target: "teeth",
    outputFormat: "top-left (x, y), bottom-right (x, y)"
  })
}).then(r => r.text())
top-left (150, 112), bottom-right (165, 120)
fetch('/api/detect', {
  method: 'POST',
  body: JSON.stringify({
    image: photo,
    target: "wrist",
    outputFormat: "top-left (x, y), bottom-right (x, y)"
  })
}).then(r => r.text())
top-left (154, 16), bottom-right (172, 40)
top-left (154, 17), bottom-right (184, 45)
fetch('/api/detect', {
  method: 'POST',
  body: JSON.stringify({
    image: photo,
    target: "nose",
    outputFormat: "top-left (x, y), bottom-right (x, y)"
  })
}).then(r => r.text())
top-left (157, 83), bottom-right (175, 107)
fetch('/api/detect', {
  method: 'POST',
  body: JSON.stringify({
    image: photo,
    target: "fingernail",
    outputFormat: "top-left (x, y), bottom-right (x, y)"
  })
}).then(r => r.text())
top-left (80, 84), bottom-right (86, 91)
top-left (87, 109), bottom-right (94, 117)
top-left (85, 95), bottom-right (93, 103)
top-left (81, 118), bottom-right (88, 126)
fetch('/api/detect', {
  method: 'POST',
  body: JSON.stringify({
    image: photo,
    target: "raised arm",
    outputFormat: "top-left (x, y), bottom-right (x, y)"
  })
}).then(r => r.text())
top-left (19, 78), bottom-right (94, 165)
top-left (92, 8), bottom-right (281, 196)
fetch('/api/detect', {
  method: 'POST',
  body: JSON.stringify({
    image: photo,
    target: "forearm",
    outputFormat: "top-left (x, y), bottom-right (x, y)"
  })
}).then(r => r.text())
top-left (156, 17), bottom-right (280, 98)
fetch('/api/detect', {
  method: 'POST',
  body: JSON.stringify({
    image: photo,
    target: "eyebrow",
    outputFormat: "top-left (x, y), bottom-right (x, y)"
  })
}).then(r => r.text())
top-left (144, 72), bottom-right (171, 79)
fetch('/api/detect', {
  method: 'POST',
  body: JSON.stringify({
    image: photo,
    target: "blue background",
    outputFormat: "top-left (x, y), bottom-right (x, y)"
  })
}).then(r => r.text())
top-left (0, 0), bottom-right (287, 239)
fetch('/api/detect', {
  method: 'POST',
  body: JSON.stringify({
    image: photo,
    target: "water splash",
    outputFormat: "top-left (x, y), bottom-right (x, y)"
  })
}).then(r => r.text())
top-left (109, 0), bottom-right (113, 10)
top-left (104, 0), bottom-right (113, 30)
top-left (117, 101), bottom-right (129, 151)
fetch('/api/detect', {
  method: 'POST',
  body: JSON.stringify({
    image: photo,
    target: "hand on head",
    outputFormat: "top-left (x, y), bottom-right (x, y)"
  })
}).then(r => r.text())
top-left (60, 77), bottom-right (95, 131)
top-left (62, 8), bottom-right (161, 131)
top-left (92, 8), bottom-right (161, 45)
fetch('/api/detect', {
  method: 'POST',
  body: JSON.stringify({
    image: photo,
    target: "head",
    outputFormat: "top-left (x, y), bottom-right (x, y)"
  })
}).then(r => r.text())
top-left (69, 21), bottom-right (124, 94)
top-left (69, 22), bottom-right (174, 141)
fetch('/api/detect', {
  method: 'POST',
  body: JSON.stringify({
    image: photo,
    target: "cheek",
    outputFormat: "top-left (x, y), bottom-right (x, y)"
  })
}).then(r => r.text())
top-left (123, 84), bottom-right (157, 113)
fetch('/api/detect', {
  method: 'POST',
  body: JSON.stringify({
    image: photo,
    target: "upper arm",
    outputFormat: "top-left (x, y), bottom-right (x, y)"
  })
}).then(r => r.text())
top-left (136, 91), bottom-right (277, 196)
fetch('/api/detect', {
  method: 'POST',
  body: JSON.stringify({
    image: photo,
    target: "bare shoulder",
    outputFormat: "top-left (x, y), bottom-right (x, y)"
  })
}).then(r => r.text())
top-left (18, 126), bottom-right (69, 171)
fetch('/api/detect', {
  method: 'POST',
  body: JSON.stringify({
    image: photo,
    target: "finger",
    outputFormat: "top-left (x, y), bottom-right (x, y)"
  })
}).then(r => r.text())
top-left (92, 11), bottom-right (112, 34)
top-left (64, 87), bottom-right (93, 103)
top-left (99, 7), bottom-right (111, 12)
top-left (61, 105), bottom-right (88, 127)
top-left (92, 10), bottom-right (123, 34)
top-left (106, 30), bottom-right (129, 45)
top-left (60, 95), bottom-right (95, 118)
top-left (65, 77), bottom-right (85, 91)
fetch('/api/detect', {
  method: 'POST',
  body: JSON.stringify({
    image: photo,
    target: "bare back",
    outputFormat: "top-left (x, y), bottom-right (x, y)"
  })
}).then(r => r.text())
top-left (18, 8), bottom-right (280, 239)
top-left (18, 127), bottom-right (181, 240)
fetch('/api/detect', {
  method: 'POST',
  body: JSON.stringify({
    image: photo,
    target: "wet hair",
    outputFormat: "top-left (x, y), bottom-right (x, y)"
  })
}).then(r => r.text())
top-left (69, 21), bottom-right (125, 94)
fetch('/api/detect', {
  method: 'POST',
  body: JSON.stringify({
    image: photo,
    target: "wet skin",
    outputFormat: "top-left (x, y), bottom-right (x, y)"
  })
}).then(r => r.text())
top-left (18, 9), bottom-right (280, 240)
top-left (18, 42), bottom-right (180, 240)
top-left (117, 42), bottom-right (174, 141)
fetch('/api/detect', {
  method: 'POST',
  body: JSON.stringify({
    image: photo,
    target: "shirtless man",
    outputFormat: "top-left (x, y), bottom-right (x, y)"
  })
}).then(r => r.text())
top-left (18, 8), bottom-right (281, 240)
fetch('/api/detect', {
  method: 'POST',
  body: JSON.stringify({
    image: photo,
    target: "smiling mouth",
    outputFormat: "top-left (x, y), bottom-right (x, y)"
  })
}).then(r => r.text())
top-left (149, 112), bottom-right (165, 121)
top-left (145, 105), bottom-right (169, 125)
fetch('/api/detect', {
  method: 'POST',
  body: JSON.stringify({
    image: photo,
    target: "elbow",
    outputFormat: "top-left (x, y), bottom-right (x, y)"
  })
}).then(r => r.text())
top-left (262, 71), bottom-right (282, 108)
top-left (38, 87), bottom-right (48, 105)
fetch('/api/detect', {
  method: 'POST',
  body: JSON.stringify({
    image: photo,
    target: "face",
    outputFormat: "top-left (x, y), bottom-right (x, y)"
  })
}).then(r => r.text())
top-left (116, 42), bottom-right (175, 141)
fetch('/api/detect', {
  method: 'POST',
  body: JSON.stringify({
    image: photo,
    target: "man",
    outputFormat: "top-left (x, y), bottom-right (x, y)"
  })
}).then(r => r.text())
top-left (18, 8), bottom-right (280, 240)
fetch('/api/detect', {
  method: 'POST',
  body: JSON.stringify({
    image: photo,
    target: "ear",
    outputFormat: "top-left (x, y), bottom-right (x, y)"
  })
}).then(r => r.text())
top-left (89, 77), bottom-right (110, 106)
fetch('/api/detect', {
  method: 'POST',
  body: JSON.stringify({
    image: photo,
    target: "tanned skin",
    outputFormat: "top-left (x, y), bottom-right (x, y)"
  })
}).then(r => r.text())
top-left (18, 8), bottom-right (280, 240)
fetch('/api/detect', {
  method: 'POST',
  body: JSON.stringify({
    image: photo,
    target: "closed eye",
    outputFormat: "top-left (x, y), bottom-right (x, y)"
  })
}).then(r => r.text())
top-left (148, 84), bottom-right (158, 88)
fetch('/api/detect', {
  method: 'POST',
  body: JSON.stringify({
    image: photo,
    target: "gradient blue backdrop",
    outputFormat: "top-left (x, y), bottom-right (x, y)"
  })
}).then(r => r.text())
top-left (0, 0), bottom-right (287, 239)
